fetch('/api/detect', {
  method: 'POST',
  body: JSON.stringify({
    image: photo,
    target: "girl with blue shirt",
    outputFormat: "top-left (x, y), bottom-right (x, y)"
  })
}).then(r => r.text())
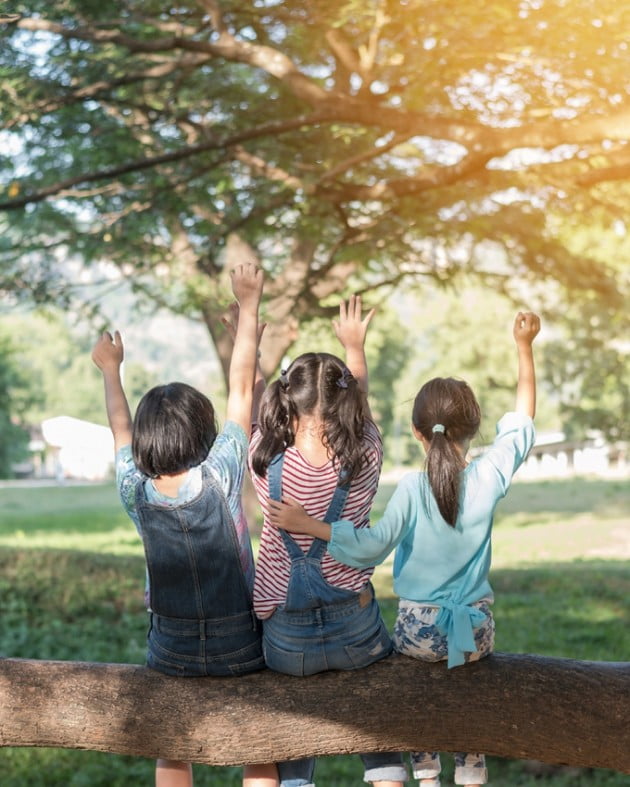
top-left (92, 264), bottom-right (278, 787)
top-left (266, 312), bottom-right (541, 787)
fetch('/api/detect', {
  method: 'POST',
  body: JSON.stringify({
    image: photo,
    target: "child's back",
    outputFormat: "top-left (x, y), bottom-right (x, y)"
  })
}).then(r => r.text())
top-left (93, 264), bottom-right (278, 787)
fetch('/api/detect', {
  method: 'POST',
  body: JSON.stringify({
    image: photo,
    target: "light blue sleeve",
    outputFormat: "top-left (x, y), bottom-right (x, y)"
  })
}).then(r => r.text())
top-left (328, 474), bottom-right (417, 568)
top-left (115, 444), bottom-right (143, 531)
top-left (479, 412), bottom-right (536, 496)
top-left (203, 421), bottom-right (248, 501)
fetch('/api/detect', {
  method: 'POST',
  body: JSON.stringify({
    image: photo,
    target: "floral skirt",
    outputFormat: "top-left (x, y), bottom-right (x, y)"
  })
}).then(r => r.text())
top-left (392, 599), bottom-right (495, 663)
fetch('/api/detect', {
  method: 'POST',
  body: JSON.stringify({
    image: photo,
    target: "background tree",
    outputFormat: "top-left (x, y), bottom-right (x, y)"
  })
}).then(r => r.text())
top-left (385, 284), bottom-right (561, 465)
top-left (0, 330), bottom-right (38, 478)
top-left (4, 311), bottom-right (158, 426)
top-left (0, 0), bottom-right (627, 429)
top-left (543, 298), bottom-right (630, 441)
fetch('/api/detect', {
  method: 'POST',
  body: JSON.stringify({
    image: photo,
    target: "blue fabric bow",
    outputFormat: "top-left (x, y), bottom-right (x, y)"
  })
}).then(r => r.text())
top-left (435, 600), bottom-right (487, 668)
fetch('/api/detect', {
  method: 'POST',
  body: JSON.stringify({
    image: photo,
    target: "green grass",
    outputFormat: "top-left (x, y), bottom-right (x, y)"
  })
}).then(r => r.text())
top-left (0, 478), bottom-right (628, 785)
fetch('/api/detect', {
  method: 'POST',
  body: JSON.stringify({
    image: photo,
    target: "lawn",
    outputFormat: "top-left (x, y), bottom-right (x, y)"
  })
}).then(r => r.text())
top-left (0, 477), bottom-right (628, 786)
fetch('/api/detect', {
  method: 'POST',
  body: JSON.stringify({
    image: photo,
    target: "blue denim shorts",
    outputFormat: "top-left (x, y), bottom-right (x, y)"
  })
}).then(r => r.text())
top-left (146, 610), bottom-right (264, 677)
top-left (262, 585), bottom-right (392, 677)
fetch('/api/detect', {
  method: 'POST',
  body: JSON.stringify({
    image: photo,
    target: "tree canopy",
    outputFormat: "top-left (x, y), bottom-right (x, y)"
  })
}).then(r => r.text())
top-left (1, 1), bottom-right (627, 398)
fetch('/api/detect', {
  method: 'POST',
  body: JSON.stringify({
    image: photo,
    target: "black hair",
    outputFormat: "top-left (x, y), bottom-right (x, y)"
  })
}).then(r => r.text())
top-left (132, 382), bottom-right (218, 478)
top-left (251, 352), bottom-right (372, 482)
top-left (412, 377), bottom-right (481, 527)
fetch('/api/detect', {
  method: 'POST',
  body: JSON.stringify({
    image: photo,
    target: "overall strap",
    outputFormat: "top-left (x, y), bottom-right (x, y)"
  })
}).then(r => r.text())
top-left (267, 453), bottom-right (303, 560)
top-left (306, 469), bottom-right (349, 561)
top-left (267, 452), bottom-right (350, 561)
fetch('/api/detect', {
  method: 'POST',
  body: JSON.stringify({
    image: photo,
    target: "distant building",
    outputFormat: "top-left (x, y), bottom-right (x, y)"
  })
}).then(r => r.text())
top-left (518, 431), bottom-right (628, 480)
top-left (36, 416), bottom-right (115, 481)
top-left (381, 431), bottom-right (628, 484)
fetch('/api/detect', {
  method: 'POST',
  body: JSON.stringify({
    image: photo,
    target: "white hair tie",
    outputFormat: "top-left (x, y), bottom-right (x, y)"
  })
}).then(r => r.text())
top-left (432, 423), bottom-right (445, 434)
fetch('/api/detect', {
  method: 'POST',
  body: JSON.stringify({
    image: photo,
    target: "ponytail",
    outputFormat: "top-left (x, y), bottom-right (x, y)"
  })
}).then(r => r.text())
top-left (424, 430), bottom-right (466, 526)
top-left (412, 378), bottom-right (481, 527)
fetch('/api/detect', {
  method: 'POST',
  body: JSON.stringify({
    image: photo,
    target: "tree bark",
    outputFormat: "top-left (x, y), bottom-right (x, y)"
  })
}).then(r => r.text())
top-left (0, 653), bottom-right (628, 773)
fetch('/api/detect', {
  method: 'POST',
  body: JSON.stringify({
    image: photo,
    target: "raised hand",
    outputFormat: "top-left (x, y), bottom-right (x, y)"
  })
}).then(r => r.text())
top-left (230, 262), bottom-right (263, 311)
top-left (513, 311), bottom-right (541, 348)
top-left (91, 330), bottom-right (124, 372)
top-left (513, 311), bottom-right (541, 419)
top-left (333, 294), bottom-right (375, 352)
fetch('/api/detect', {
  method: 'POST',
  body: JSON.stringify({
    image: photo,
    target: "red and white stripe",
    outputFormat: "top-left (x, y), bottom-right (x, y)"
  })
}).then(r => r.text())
top-left (249, 422), bottom-right (383, 619)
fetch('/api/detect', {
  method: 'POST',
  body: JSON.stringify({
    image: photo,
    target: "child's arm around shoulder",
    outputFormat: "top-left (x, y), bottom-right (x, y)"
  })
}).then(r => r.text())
top-left (268, 473), bottom-right (417, 568)
top-left (225, 263), bottom-right (264, 436)
top-left (268, 497), bottom-right (332, 540)
top-left (513, 311), bottom-right (541, 419)
top-left (91, 330), bottom-right (133, 453)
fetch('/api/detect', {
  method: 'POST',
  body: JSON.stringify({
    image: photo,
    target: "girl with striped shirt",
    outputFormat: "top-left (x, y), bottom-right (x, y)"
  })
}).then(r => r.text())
top-left (249, 295), bottom-right (407, 787)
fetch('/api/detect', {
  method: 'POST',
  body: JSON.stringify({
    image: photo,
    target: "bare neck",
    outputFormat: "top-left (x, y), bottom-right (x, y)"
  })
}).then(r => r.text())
top-left (152, 469), bottom-right (189, 497)
top-left (293, 415), bottom-right (330, 467)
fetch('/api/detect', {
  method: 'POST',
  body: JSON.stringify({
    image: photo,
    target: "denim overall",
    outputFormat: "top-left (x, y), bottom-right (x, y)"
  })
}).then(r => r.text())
top-left (135, 465), bottom-right (264, 677)
top-left (264, 453), bottom-right (407, 787)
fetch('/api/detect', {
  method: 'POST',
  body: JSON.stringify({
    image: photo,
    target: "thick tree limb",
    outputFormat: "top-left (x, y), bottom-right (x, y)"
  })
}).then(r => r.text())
top-left (0, 654), bottom-right (628, 773)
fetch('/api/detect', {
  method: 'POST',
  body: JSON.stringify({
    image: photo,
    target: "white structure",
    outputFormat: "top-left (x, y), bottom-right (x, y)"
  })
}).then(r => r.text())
top-left (40, 416), bottom-right (114, 481)
top-left (518, 431), bottom-right (628, 480)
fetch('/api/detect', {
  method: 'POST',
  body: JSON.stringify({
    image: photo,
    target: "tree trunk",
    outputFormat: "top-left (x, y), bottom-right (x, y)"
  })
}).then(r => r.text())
top-left (0, 653), bottom-right (628, 773)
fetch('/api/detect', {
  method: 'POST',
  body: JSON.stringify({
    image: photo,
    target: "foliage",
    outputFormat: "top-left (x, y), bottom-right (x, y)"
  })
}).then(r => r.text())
top-left (1, 310), bottom-right (158, 427)
top-left (0, 0), bottom-right (627, 392)
top-left (0, 330), bottom-right (39, 477)
top-left (541, 291), bottom-right (630, 442)
top-left (383, 284), bottom-right (558, 464)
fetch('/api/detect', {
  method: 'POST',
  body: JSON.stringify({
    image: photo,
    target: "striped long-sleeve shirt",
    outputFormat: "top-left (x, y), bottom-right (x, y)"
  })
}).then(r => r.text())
top-left (248, 421), bottom-right (383, 619)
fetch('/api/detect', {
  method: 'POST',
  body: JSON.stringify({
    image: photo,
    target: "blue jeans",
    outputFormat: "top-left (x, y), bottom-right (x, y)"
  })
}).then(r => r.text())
top-left (279, 754), bottom-right (408, 786)
top-left (147, 609), bottom-right (264, 677)
top-left (264, 453), bottom-right (407, 785)
top-left (263, 585), bottom-right (391, 676)
top-left (264, 587), bottom-right (407, 785)
top-left (137, 465), bottom-right (264, 677)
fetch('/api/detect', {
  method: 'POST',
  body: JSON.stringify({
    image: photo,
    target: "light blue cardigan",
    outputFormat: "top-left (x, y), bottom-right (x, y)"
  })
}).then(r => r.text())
top-left (328, 412), bottom-right (536, 667)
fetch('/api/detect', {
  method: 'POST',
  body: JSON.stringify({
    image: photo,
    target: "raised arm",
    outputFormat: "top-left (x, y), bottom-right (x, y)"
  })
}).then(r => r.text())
top-left (225, 263), bottom-right (264, 435)
top-left (91, 330), bottom-right (133, 453)
top-left (222, 300), bottom-right (266, 425)
top-left (513, 311), bottom-right (541, 418)
top-left (332, 294), bottom-right (375, 395)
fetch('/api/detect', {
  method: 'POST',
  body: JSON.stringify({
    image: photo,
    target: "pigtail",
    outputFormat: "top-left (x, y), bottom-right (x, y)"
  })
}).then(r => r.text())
top-left (320, 363), bottom-right (371, 482)
top-left (412, 377), bottom-right (481, 527)
top-left (251, 380), bottom-right (296, 477)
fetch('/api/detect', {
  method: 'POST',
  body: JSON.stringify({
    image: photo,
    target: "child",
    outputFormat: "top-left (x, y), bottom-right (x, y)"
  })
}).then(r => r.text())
top-left (92, 263), bottom-right (278, 787)
top-left (249, 295), bottom-right (408, 787)
top-left (267, 311), bottom-right (541, 787)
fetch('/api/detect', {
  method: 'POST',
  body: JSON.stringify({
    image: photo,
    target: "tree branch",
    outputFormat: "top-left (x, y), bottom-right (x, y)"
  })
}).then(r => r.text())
top-left (4, 56), bottom-right (212, 130)
top-left (0, 114), bottom-right (331, 210)
top-left (1, 655), bottom-right (628, 772)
